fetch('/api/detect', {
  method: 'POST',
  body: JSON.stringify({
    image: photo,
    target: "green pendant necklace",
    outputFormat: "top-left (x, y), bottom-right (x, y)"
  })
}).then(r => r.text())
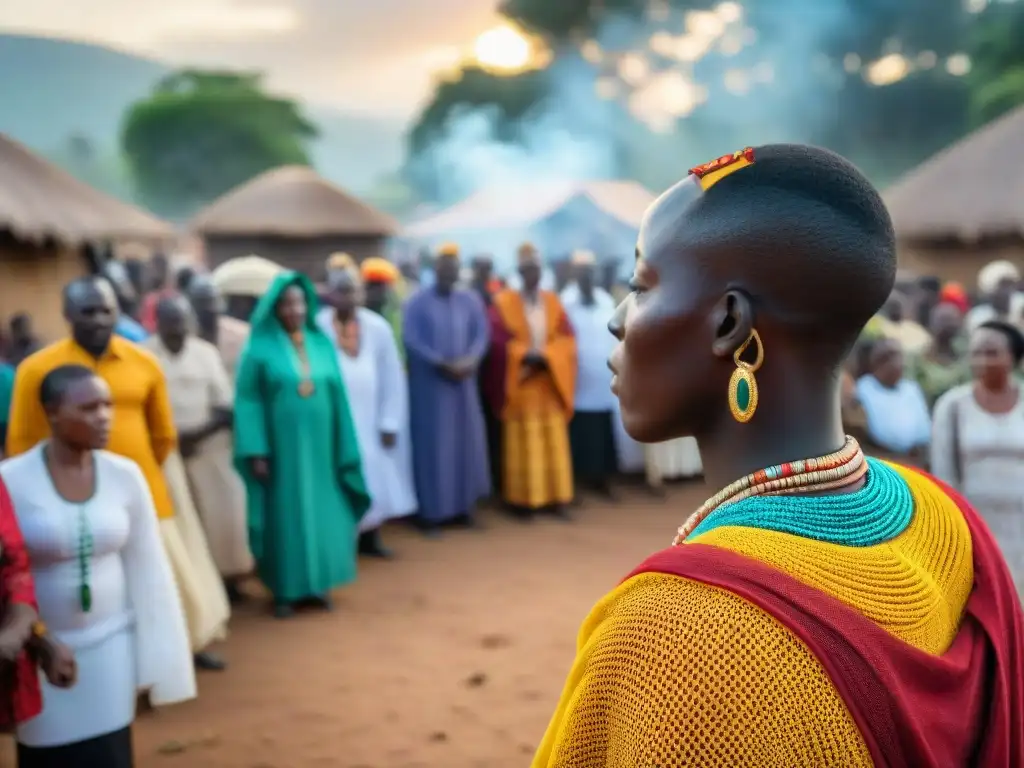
top-left (77, 501), bottom-right (93, 612)
top-left (43, 444), bottom-right (95, 613)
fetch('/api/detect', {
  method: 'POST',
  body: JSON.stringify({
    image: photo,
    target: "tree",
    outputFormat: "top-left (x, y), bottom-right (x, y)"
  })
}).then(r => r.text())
top-left (407, 0), bottom-right (984, 199)
top-left (967, 0), bottom-right (1024, 125)
top-left (121, 70), bottom-right (318, 217)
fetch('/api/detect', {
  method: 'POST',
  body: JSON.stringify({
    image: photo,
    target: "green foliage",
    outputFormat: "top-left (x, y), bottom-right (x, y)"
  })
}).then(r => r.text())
top-left (408, 0), bottom-right (992, 199)
top-left (121, 69), bottom-right (318, 217)
top-left (408, 66), bottom-right (549, 156)
top-left (967, 0), bottom-right (1024, 125)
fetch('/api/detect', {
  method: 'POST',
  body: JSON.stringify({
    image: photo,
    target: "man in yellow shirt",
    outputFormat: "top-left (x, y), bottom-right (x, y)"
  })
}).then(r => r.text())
top-left (6, 277), bottom-right (177, 517)
top-left (4, 278), bottom-right (227, 672)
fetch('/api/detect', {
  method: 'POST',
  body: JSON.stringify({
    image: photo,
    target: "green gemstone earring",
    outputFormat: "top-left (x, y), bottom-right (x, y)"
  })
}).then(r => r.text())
top-left (728, 328), bottom-right (763, 423)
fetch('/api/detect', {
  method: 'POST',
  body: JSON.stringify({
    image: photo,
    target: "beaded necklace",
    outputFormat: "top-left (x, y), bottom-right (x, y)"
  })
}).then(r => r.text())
top-left (42, 445), bottom-right (95, 612)
top-left (687, 457), bottom-right (911, 547)
top-left (77, 502), bottom-right (93, 612)
top-left (674, 436), bottom-right (865, 545)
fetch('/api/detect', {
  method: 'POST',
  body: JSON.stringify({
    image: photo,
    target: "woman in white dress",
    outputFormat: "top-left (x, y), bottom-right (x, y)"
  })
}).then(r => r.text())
top-left (931, 321), bottom-right (1024, 591)
top-left (317, 267), bottom-right (417, 558)
top-left (1, 364), bottom-right (195, 767)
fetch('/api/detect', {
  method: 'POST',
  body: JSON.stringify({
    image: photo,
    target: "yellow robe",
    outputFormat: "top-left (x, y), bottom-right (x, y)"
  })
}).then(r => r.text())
top-left (533, 463), bottom-right (973, 767)
top-left (5, 337), bottom-right (177, 518)
top-left (494, 289), bottom-right (576, 509)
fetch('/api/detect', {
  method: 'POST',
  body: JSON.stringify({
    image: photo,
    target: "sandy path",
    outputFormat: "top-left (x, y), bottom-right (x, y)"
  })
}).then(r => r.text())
top-left (1, 481), bottom-right (707, 767)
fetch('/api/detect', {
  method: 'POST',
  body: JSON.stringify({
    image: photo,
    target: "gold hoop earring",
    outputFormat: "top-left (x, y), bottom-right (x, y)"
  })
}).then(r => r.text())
top-left (728, 329), bottom-right (764, 423)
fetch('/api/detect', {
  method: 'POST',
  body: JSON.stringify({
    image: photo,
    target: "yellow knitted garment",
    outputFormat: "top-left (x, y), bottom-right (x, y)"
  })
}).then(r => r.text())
top-left (532, 466), bottom-right (974, 767)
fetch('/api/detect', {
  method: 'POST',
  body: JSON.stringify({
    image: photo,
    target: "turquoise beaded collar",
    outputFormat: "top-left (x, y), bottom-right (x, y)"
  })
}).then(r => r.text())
top-left (688, 458), bottom-right (913, 547)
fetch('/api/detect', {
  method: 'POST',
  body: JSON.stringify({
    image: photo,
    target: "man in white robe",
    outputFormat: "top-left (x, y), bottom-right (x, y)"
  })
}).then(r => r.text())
top-left (560, 251), bottom-right (621, 499)
top-left (316, 267), bottom-right (417, 557)
top-left (145, 295), bottom-right (235, 671)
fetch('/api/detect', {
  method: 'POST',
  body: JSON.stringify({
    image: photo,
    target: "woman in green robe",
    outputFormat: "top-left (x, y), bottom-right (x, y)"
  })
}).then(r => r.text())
top-left (233, 272), bottom-right (370, 618)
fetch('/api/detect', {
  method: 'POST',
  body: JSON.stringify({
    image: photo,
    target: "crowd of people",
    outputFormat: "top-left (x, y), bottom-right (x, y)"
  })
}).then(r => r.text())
top-left (0, 143), bottom-right (1022, 765)
top-left (841, 259), bottom-right (1024, 588)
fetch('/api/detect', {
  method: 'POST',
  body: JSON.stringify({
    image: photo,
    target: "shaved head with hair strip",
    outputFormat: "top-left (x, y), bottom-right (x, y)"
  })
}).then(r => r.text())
top-left (609, 143), bottom-right (896, 492)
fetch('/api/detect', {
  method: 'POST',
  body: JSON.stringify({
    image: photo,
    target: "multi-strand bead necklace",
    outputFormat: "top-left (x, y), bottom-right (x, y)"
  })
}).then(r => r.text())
top-left (673, 436), bottom-right (866, 545)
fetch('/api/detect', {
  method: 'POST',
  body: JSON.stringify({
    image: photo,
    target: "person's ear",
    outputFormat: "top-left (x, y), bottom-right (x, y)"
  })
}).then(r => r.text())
top-left (709, 290), bottom-right (754, 360)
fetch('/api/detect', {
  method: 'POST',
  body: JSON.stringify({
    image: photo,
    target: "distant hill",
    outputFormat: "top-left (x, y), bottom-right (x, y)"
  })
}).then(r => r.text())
top-left (0, 33), bottom-right (406, 201)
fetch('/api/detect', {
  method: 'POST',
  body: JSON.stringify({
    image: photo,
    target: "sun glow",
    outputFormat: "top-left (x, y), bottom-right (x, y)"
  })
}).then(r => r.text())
top-left (472, 23), bottom-right (534, 73)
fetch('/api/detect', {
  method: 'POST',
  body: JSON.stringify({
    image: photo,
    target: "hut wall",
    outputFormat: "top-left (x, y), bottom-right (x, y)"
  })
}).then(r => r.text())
top-left (203, 235), bottom-right (388, 283)
top-left (897, 240), bottom-right (1024, 286)
top-left (0, 235), bottom-right (88, 344)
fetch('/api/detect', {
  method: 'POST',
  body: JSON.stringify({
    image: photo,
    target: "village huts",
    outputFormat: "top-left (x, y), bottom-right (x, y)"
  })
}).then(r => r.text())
top-left (191, 165), bottom-right (399, 282)
top-left (885, 104), bottom-right (1024, 286)
top-left (402, 180), bottom-right (656, 267)
top-left (0, 133), bottom-right (173, 341)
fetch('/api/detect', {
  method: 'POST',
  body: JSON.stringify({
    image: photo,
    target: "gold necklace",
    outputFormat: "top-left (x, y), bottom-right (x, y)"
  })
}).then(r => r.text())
top-left (288, 332), bottom-right (315, 397)
top-left (674, 437), bottom-right (865, 545)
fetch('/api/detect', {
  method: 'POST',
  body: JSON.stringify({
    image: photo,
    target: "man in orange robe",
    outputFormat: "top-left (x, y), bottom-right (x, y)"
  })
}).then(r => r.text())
top-left (490, 244), bottom-right (577, 519)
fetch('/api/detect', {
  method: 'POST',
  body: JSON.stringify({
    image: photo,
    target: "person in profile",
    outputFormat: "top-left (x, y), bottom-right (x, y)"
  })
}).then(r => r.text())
top-left (532, 145), bottom-right (1024, 767)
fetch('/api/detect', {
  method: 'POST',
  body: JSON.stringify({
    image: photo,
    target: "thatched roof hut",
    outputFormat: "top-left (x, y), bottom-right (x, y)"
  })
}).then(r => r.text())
top-left (192, 165), bottom-right (398, 281)
top-left (0, 133), bottom-right (173, 342)
top-left (884, 105), bottom-right (1024, 285)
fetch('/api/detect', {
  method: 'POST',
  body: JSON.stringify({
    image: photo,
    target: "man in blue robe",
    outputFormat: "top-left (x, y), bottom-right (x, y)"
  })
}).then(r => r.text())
top-left (403, 246), bottom-right (491, 535)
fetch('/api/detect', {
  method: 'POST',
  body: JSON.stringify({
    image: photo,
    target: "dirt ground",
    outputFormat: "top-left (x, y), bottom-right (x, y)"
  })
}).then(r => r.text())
top-left (1, 480), bottom-right (708, 768)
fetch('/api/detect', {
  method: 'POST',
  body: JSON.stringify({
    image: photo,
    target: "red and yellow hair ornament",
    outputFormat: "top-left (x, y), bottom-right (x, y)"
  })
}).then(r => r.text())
top-left (689, 147), bottom-right (755, 190)
top-left (360, 257), bottom-right (400, 285)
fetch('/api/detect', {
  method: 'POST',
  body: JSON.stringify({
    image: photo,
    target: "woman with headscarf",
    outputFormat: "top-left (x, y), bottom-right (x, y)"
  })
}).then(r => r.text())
top-left (233, 273), bottom-right (370, 618)
top-left (533, 145), bottom-right (1024, 767)
top-left (931, 320), bottom-right (1024, 592)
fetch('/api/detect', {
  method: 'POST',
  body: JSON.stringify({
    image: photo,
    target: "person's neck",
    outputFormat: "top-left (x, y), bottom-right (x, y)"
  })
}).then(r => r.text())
top-left (46, 438), bottom-right (91, 472)
top-left (198, 316), bottom-right (219, 344)
top-left (978, 375), bottom-right (1016, 396)
top-left (695, 371), bottom-right (846, 493)
top-left (931, 335), bottom-right (957, 358)
top-left (75, 339), bottom-right (110, 360)
top-left (335, 307), bottom-right (356, 323)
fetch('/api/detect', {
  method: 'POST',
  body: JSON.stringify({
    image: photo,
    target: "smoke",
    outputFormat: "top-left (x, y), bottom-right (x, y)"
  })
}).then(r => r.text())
top-left (406, 0), bottom-right (946, 272)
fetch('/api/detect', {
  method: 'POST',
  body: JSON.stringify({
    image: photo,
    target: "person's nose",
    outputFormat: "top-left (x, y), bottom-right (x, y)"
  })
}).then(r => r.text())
top-left (608, 298), bottom-right (627, 341)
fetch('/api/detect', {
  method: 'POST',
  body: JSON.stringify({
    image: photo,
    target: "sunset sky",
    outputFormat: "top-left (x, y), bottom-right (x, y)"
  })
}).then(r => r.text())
top-left (0, 0), bottom-right (503, 117)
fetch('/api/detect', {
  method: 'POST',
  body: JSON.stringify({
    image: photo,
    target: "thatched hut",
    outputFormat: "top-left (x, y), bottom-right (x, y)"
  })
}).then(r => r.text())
top-left (884, 105), bottom-right (1024, 286)
top-left (191, 165), bottom-right (398, 282)
top-left (0, 133), bottom-right (173, 342)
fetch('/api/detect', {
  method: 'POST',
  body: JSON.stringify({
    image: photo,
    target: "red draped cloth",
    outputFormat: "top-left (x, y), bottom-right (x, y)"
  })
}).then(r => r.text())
top-left (0, 477), bottom-right (42, 732)
top-left (630, 469), bottom-right (1024, 767)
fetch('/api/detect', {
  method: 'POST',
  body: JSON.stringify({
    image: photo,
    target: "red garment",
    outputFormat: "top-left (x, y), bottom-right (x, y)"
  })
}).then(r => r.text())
top-left (481, 304), bottom-right (511, 415)
top-left (0, 477), bottom-right (42, 731)
top-left (628, 469), bottom-right (1024, 768)
top-left (140, 288), bottom-right (176, 333)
